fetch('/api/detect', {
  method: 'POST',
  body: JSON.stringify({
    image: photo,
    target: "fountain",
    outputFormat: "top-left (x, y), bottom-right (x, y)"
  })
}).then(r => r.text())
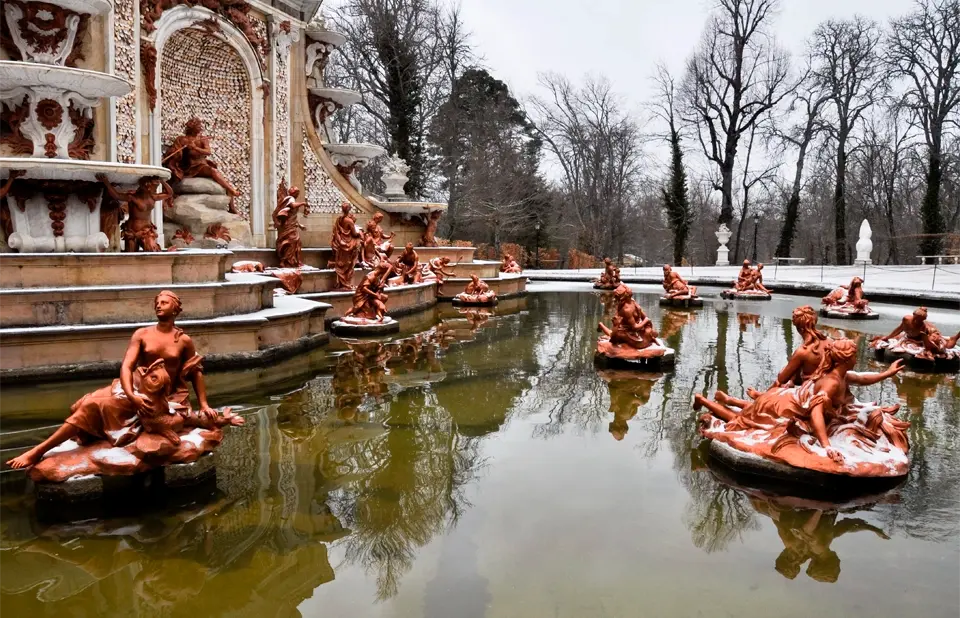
top-left (0, 0), bottom-right (169, 253)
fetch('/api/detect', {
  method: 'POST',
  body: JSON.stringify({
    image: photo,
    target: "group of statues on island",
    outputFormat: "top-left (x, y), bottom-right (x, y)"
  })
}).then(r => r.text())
top-left (595, 283), bottom-right (674, 367)
top-left (696, 305), bottom-right (910, 478)
top-left (593, 258), bottom-right (621, 290)
top-left (7, 291), bottom-right (244, 484)
top-left (722, 260), bottom-right (772, 299)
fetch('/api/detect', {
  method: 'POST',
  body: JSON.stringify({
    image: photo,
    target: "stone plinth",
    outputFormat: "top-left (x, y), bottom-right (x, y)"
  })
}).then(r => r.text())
top-left (165, 179), bottom-right (252, 248)
top-left (331, 316), bottom-right (400, 337)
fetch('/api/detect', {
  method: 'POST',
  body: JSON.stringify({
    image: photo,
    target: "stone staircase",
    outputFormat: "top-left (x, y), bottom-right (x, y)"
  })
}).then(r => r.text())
top-left (0, 246), bottom-right (528, 382)
top-left (0, 249), bottom-right (330, 382)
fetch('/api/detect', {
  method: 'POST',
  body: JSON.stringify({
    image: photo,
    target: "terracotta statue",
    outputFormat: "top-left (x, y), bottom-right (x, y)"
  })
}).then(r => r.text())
top-left (501, 253), bottom-right (523, 274)
top-left (593, 258), bottom-right (621, 290)
top-left (821, 276), bottom-right (874, 317)
top-left (420, 210), bottom-right (442, 247)
top-left (871, 307), bottom-right (960, 363)
top-left (344, 261), bottom-right (394, 322)
top-left (455, 275), bottom-right (497, 305)
top-left (723, 260), bottom-right (772, 298)
top-left (661, 264), bottom-right (697, 299)
top-left (596, 284), bottom-right (671, 361)
top-left (273, 183), bottom-right (308, 268)
top-left (231, 260), bottom-right (264, 273)
top-left (773, 305), bottom-right (829, 387)
top-left (697, 338), bottom-right (909, 477)
top-left (392, 242), bottom-right (422, 285)
top-left (360, 212), bottom-right (394, 267)
top-left (97, 174), bottom-right (172, 253)
top-left (162, 117), bottom-right (240, 213)
top-left (6, 291), bottom-right (244, 482)
top-left (204, 223), bottom-right (231, 243)
top-left (331, 202), bottom-right (362, 290)
top-left (423, 256), bottom-right (455, 290)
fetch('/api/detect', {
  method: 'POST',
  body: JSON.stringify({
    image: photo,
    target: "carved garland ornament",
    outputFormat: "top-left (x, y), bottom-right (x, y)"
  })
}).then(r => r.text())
top-left (0, 0), bottom-right (88, 66)
top-left (140, 0), bottom-right (266, 51)
top-left (140, 39), bottom-right (158, 111)
top-left (0, 96), bottom-right (34, 156)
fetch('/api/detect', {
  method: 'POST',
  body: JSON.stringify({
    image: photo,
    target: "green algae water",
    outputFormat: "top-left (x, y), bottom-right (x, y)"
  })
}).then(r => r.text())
top-left (1, 285), bottom-right (958, 617)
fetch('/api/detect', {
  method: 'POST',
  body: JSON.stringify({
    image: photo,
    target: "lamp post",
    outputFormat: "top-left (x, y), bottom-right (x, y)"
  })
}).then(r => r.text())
top-left (535, 222), bottom-right (541, 269)
top-left (751, 212), bottom-right (760, 262)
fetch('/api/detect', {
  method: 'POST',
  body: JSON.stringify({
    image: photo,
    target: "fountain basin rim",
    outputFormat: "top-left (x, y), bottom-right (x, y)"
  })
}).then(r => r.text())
top-left (308, 87), bottom-right (362, 107)
top-left (306, 27), bottom-right (347, 46)
top-left (22, 0), bottom-right (113, 14)
top-left (0, 158), bottom-right (171, 183)
top-left (323, 142), bottom-right (387, 160)
top-left (367, 198), bottom-right (447, 214)
top-left (0, 62), bottom-right (132, 98)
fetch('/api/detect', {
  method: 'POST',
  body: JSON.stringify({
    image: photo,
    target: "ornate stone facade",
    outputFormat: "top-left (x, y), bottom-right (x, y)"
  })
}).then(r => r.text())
top-left (159, 29), bottom-right (252, 218)
top-left (302, 127), bottom-right (346, 213)
top-left (114, 0), bottom-right (138, 163)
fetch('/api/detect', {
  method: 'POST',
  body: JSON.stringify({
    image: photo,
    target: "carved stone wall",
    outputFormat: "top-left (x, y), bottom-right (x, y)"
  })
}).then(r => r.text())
top-left (114, 0), bottom-right (138, 163)
top-left (301, 127), bottom-right (346, 214)
top-left (159, 29), bottom-right (252, 218)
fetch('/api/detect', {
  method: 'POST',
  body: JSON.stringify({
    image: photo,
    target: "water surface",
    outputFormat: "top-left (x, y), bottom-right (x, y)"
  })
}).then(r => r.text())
top-left (1, 286), bottom-right (958, 617)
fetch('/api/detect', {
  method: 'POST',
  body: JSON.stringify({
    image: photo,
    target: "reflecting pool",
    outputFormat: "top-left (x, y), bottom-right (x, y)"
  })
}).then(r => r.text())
top-left (1, 285), bottom-right (958, 617)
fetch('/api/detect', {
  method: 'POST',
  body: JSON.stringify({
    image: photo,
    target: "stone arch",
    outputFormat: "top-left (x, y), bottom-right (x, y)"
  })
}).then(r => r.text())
top-left (148, 5), bottom-right (266, 244)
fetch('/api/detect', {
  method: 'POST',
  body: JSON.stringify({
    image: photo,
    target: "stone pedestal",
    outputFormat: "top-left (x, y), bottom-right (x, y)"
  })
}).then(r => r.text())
top-left (164, 178), bottom-right (252, 248)
top-left (7, 191), bottom-right (108, 253)
top-left (715, 224), bottom-right (732, 266)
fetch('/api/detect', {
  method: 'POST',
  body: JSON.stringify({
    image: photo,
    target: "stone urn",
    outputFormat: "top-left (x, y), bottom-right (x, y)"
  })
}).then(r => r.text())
top-left (715, 224), bottom-right (732, 266)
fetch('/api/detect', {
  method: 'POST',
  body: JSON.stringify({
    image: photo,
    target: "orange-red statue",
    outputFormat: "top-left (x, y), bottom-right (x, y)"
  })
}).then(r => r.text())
top-left (97, 174), bottom-right (172, 253)
top-left (6, 291), bottom-right (244, 483)
top-left (871, 307), bottom-right (960, 369)
top-left (331, 202), bottom-right (362, 290)
top-left (660, 264), bottom-right (702, 307)
top-left (820, 276), bottom-right (876, 319)
top-left (593, 258), bottom-right (621, 290)
top-left (453, 275), bottom-right (497, 306)
top-left (721, 260), bottom-right (772, 299)
top-left (420, 210), bottom-right (441, 247)
top-left (595, 284), bottom-right (674, 367)
top-left (335, 262), bottom-right (399, 335)
top-left (162, 117), bottom-right (240, 213)
top-left (391, 242), bottom-right (423, 285)
top-left (361, 212), bottom-right (395, 268)
top-left (697, 338), bottom-right (910, 479)
top-left (501, 253), bottom-right (523, 274)
top-left (773, 305), bottom-right (829, 387)
top-left (423, 256), bottom-right (455, 290)
top-left (273, 182), bottom-right (308, 268)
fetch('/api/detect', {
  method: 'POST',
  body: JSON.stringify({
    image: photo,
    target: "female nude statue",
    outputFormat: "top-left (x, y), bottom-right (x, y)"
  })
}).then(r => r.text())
top-left (97, 174), bottom-right (172, 252)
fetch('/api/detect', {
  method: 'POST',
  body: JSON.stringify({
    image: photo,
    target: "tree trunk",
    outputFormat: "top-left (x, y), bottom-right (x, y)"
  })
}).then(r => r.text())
top-left (919, 149), bottom-right (946, 258)
top-left (719, 155), bottom-right (735, 226)
top-left (833, 142), bottom-right (848, 264)
top-left (775, 138), bottom-right (811, 257)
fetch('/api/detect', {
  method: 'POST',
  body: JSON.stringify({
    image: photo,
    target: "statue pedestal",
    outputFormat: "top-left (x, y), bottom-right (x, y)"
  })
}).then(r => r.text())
top-left (164, 179), bottom-right (251, 248)
top-left (332, 316), bottom-right (399, 337)
top-left (715, 224), bottom-right (732, 266)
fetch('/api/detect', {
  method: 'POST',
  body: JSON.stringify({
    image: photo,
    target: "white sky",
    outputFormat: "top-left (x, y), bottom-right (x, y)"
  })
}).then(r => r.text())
top-left (457, 0), bottom-right (912, 112)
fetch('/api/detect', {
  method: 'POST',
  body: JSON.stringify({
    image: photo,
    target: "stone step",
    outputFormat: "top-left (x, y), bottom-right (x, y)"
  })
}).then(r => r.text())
top-left (229, 245), bottom-right (477, 270)
top-left (0, 276), bottom-right (280, 327)
top-left (0, 249), bottom-right (231, 288)
top-left (0, 295), bottom-right (330, 381)
top-left (436, 274), bottom-right (528, 301)
top-left (300, 280), bottom-right (437, 322)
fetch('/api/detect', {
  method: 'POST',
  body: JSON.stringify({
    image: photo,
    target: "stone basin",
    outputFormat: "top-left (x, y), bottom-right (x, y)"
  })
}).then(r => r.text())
top-left (306, 27), bottom-right (347, 46)
top-left (0, 158), bottom-right (170, 184)
top-left (308, 87), bottom-right (362, 108)
top-left (368, 198), bottom-right (447, 214)
top-left (0, 62), bottom-right (132, 98)
top-left (36, 0), bottom-right (112, 14)
top-left (323, 143), bottom-right (387, 162)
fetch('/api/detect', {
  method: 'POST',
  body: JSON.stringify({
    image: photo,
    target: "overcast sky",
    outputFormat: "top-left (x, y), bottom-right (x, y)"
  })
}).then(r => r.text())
top-left (456, 0), bottom-right (912, 112)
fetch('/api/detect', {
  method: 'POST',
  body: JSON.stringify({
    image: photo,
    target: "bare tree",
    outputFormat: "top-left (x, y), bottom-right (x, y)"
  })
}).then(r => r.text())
top-left (887, 0), bottom-right (960, 258)
top-left (770, 65), bottom-right (830, 257)
top-left (731, 122), bottom-right (780, 261)
top-left (681, 0), bottom-right (791, 227)
top-left (529, 74), bottom-right (644, 258)
top-left (811, 17), bottom-right (886, 264)
top-left (329, 0), bottom-right (471, 198)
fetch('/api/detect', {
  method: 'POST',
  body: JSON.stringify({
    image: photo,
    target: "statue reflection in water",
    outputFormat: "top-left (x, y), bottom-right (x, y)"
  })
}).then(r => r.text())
top-left (751, 495), bottom-right (891, 583)
top-left (597, 369), bottom-right (661, 441)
